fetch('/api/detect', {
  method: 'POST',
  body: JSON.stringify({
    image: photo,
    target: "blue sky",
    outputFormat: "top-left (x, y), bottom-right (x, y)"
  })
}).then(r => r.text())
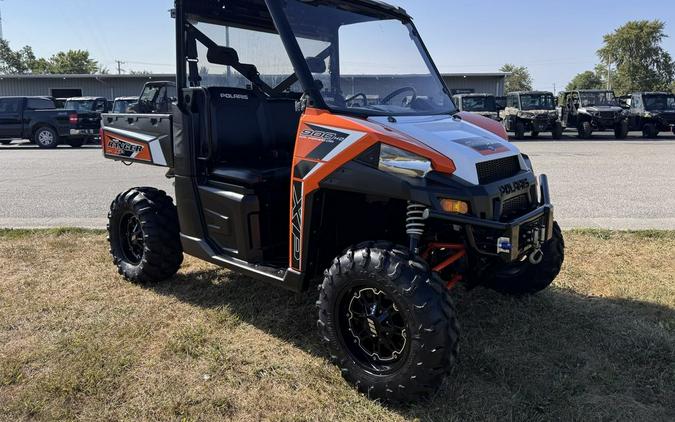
top-left (2, 0), bottom-right (674, 91)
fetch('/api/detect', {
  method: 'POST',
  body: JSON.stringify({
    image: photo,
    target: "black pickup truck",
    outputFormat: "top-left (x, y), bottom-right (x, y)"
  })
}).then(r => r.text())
top-left (0, 96), bottom-right (100, 148)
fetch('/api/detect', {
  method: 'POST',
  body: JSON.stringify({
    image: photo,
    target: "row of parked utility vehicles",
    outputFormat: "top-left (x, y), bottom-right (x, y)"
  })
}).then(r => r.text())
top-left (454, 90), bottom-right (675, 139)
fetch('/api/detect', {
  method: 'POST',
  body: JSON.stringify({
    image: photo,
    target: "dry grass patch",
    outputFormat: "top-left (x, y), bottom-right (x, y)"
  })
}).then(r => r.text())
top-left (0, 229), bottom-right (673, 421)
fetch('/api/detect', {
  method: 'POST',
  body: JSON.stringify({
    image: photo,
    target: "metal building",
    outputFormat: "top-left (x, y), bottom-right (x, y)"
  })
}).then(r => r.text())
top-left (441, 73), bottom-right (509, 96)
top-left (0, 74), bottom-right (175, 99)
top-left (0, 72), bottom-right (508, 100)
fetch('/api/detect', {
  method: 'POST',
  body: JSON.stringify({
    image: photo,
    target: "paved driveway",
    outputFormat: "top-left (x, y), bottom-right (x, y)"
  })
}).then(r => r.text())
top-left (1, 136), bottom-right (674, 230)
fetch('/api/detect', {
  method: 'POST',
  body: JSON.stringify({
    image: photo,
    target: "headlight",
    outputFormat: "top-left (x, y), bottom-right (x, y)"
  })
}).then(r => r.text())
top-left (518, 112), bottom-right (534, 118)
top-left (378, 145), bottom-right (432, 178)
top-left (645, 112), bottom-right (653, 118)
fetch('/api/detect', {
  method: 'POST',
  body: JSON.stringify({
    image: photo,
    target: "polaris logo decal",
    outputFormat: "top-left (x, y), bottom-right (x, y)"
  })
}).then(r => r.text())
top-left (221, 93), bottom-right (249, 100)
top-left (499, 179), bottom-right (530, 195)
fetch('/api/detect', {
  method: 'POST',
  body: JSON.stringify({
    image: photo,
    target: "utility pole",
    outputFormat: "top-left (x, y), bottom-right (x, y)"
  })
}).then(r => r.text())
top-left (115, 60), bottom-right (125, 75)
top-left (607, 55), bottom-right (611, 90)
top-left (0, 0), bottom-right (5, 40)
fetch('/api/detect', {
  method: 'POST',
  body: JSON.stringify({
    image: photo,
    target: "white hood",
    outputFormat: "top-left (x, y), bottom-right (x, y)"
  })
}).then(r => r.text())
top-left (369, 115), bottom-right (523, 185)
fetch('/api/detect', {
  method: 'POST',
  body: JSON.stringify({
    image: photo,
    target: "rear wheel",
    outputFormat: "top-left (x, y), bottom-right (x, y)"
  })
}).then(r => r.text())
top-left (642, 123), bottom-right (658, 138)
top-left (34, 126), bottom-right (59, 149)
top-left (614, 120), bottom-right (629, 139)
top-left (578, 121), bottom-right (592, 138)
top-left (484, 222), bottom-right (564, 295)
top-left (318, 242), bottom-right (459, 403)
top-left (108, 187), bottom-right (183, 283)
top-left (551, 121), bottom-right (564, 139)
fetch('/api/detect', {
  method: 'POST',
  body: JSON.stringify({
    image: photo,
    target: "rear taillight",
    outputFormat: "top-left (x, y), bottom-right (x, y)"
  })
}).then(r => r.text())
top-left (69, 114), bottom-right (78, 124)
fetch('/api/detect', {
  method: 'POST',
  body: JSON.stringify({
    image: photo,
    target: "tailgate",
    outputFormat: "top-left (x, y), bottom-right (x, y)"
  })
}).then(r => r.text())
top-left (77, 112), bottom-right (102, 130)
top-left (101, 113), bottom-right (173, 167)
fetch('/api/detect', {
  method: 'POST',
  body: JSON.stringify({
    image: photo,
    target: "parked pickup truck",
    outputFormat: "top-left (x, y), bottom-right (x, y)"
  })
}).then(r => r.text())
top-left (0, 96), bottom-right (100, 148)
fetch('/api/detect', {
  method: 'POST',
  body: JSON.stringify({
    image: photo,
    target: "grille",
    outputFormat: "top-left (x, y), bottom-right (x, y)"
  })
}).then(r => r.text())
top-left (476, 156), bottom-right (521, 185)
top-left (599, 111), bottom-right (616, 119)
top-left (501, 194), bottom-right (530, 220)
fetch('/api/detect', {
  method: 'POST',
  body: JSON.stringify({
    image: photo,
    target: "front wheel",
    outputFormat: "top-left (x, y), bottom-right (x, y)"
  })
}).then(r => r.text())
top-left (318, 242), bottom-right (459, 403)
top-left (514, 121), bottom-right (526, 140)
top-left (551, 122), bottom-right (564, 139)
top-left (34, 126), bottom-right (59, 149)
top-left (578, 121), bottom-right (592, 138)
top-left (484, 222), bottom-right (565, 295)
top-left (615, 120), bottom-right (629, 139)
top-left (108, 187), bottom-right (183, 283)
top-left (642, 123), bottom-right (658, 138)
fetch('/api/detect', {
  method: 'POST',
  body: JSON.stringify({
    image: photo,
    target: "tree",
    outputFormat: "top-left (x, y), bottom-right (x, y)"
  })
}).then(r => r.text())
top-left (500, 64), bottom-right (533, 93)
top-left (566, 69), bottom-right (605, 91)
top-left (47, 50), bottom-right (99, 74)
top-left (598, 20), bottom-right (675, 94)
top-left (0, 39), bottom-right (36, 74)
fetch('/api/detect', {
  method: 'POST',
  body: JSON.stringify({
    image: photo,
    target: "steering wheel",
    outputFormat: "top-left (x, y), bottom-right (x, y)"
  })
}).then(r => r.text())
top-left (381, 87), bottom-right (417, 105)
top-left (345, 93), bottom-right (368, 107)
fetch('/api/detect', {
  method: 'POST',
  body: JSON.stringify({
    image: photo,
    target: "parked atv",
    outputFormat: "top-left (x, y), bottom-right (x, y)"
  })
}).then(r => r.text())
top-left (558, 90), bottom-right (629, 139)
top-left (627, 92), bottom-right (675, 138)
top-left (102, 0), bottom-right (564, 403)
top-left (453, 93), bottom-right (501, 121)
top-left (500, 91), bottom-right (563, 139)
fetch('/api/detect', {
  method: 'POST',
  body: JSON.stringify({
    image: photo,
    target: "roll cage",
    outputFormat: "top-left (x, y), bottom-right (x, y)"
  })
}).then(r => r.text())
top-left (174, 0), bottom-right (447, 115)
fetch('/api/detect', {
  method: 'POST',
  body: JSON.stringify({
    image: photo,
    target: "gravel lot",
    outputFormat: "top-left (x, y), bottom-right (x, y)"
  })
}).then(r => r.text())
top-left (1, 135), bottom-right (674, 229)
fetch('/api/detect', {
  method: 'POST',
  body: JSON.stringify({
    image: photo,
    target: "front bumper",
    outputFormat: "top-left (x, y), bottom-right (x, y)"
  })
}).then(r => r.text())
top-left (426, 175), bottom-right (554, 262)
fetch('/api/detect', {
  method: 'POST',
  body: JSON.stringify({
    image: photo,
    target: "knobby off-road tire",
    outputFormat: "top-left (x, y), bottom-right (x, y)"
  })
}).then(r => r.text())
top-left (514, 121), bottom-right (526, 140)
top-left (551, 122), bottom-right (564, 139)
top-left (108, 187), bottom-right (183, 283)
top-left (578, 121), bottom-right (593, 138)
top-left (614, 120), bottom-right (629, 139)
top-left (317, 242), bottom-right (459, 403)
top-left (642, 123), bottom-right (658, 139)
top-left (485, 222), bottom-right (564, 295)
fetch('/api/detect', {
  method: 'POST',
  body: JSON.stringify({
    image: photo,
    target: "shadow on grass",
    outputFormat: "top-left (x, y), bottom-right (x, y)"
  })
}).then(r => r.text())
top-left (148, 269), bottom-right (675, 421)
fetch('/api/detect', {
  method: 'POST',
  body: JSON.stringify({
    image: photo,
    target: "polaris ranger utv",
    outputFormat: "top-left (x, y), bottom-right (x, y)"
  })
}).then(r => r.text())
top-left (627, 92), bottom-right (675, 137)
top-left (500, 91), bottom-right (563, 139)
top-left (102, 0), bottom-right (564, 402)
top-left (452, 93), bottom-right (501, 121)
top-left (559, 89), bottom-right (629, 138)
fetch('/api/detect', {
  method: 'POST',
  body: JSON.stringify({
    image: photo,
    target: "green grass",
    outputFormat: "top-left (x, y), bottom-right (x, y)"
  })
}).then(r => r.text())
top-left (0, 230), bottom-right (673, 421)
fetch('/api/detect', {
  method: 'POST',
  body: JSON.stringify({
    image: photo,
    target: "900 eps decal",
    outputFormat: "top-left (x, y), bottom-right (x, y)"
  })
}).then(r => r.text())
top-left (291, 181), bottom-right (303, 270)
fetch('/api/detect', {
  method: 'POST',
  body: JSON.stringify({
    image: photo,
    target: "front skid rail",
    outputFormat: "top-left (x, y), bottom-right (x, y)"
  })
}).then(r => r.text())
top-left (426, 175), bottom-right (554, 262)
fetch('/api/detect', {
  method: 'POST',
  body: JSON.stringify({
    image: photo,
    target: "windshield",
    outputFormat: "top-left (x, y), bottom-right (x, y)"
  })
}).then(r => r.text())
top-left (64, 100), bottom-right (94, 112)
top-left (283, 0), bottom-right (454, 116)
top-left (644, 95), bottom-right (675, 111)
top-left (113, 100), bottom-right (134, 113)
top-left (579, 91), bottom-right (618, 107)
top-left (520, 94), bottom-right (555, 110)
top-left (461, 96), bottom-right (496, 112)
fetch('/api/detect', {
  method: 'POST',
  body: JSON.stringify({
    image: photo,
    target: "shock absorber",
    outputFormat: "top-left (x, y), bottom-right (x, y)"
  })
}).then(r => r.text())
top-left (406, 202), bottom-right (427, 254)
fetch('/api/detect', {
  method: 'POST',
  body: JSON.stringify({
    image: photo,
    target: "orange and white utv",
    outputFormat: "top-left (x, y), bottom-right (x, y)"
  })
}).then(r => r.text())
top-left (102, 0), bottom-right (564, 402)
